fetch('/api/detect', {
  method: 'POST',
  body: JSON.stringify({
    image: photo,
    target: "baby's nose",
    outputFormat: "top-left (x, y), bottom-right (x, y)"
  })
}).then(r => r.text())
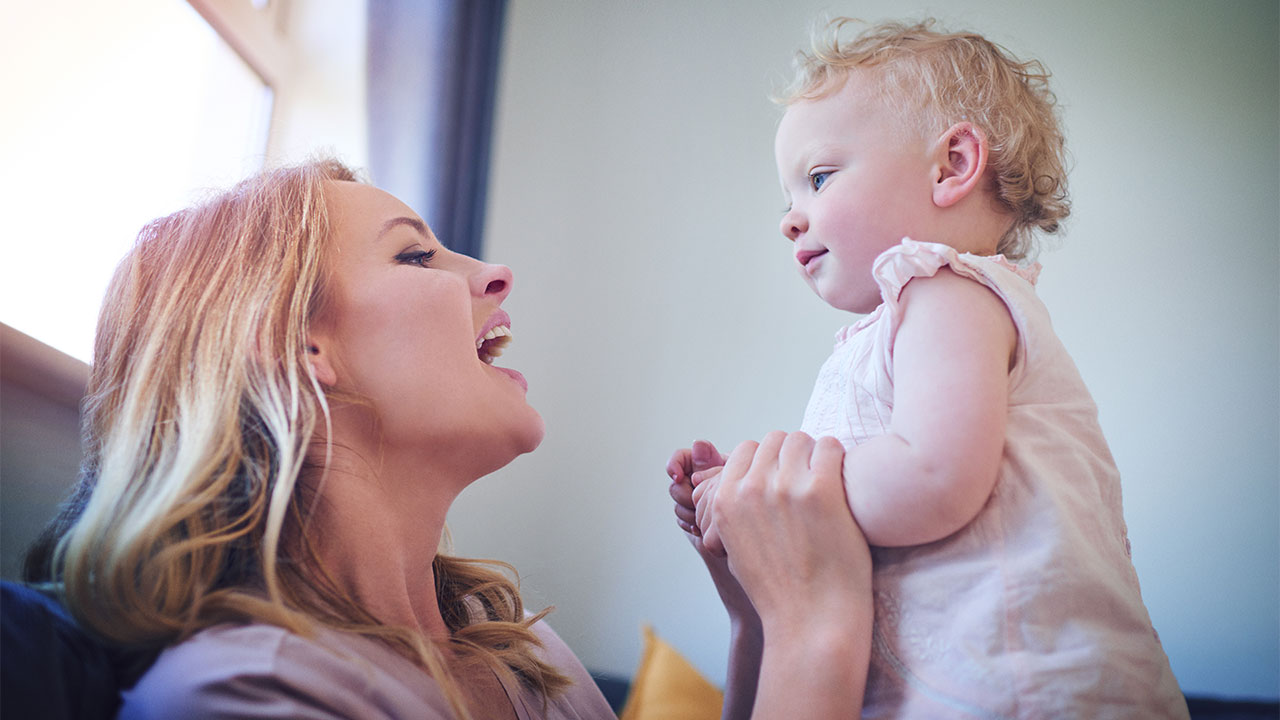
top-left (780, 209), bottom-right (807, 240)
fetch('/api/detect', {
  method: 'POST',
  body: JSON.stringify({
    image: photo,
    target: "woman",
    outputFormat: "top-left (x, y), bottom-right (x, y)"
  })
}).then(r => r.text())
top-left (27, 159), bottom-right (871, 719)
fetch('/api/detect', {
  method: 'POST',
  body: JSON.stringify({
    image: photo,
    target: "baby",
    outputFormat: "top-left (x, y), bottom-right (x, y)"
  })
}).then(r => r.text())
top-left (668, 19), bottom-right (1189, 718)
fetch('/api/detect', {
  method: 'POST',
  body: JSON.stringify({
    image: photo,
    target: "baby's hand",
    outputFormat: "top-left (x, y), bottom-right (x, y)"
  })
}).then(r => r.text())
top-left (667, 440), bottom-right (758, 626)
top-left (666, 440), bottom-right (726, 536)
top-left (692, 469), bottom-right (726, 555)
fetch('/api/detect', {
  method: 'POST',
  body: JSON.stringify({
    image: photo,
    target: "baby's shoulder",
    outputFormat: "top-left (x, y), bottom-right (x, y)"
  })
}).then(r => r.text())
top-left (874, 239), bottom-right (1039, 306)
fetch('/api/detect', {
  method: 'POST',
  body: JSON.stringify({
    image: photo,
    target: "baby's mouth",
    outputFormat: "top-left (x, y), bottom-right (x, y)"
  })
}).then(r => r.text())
top-left (796, 248), bottom-right (827, 268)
top-left (476, 325), bottom-right (512, 365)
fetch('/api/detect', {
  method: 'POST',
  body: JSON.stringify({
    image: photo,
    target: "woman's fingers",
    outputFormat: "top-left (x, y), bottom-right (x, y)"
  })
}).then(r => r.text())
top-left (776, 430), bottom-right (816, 488)
top-left (746, 431), bottom-right (787, 477)
top-left (714, 432), bottom-right (866, 606)
top-left (810, 436), bottom-right (844, 484)
top-left (723, 439), bottom-right (760, 481)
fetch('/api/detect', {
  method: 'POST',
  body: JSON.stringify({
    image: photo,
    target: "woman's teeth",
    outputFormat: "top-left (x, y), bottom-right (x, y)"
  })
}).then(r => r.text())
top-left (477, 324), bottom-right (512, 347)
top-left (477, 325), bottom-right (512, 364)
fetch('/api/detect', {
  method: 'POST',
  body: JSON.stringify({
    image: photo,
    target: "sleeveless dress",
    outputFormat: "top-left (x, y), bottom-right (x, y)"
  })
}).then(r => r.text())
top-left (800, 239), bottom-right (1188, 719)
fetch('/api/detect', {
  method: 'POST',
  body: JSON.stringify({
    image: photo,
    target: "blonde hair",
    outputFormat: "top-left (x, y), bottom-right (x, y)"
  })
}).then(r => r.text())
top-left (780, 18), bottom-right (1070, 260)
top-left (30, 158), bottom-right (568, 718)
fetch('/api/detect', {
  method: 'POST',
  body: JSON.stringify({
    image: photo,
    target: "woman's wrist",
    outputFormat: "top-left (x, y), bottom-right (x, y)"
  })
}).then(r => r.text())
top-left (759, 592), bottom-right (870, 646)
top-left (754, 613), bottom-right (870, 718)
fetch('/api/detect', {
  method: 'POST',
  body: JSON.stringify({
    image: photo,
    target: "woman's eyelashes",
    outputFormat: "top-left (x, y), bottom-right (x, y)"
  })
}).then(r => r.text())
top-left (808, 170), bottom-right (832, 191)
top-left (394, 248), bottom-right (437, 268)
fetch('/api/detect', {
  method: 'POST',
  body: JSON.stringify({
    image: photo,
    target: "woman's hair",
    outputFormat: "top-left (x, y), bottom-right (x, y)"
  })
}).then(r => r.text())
top-left (24, 158), bottom-right (568, 718)
top-left (778, 18), bottom-right (1070, 260)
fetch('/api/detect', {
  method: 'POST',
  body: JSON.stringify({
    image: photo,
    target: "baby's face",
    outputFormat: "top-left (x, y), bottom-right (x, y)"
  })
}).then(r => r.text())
top-left (775, 72), bottom-right (937, 314)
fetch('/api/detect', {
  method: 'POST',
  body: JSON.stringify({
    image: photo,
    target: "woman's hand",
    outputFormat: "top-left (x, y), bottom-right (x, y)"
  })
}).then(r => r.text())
top-left (712, 430), bottom-right (872, 719)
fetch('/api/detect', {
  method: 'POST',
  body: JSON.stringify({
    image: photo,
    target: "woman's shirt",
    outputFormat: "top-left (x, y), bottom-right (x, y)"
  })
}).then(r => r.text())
top-left (119, 620), bottom-right (617, 720)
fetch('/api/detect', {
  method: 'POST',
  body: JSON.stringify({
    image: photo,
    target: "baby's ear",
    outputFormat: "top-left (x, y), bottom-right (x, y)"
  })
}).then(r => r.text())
top-left (931, 122), bottom-right (989, 208)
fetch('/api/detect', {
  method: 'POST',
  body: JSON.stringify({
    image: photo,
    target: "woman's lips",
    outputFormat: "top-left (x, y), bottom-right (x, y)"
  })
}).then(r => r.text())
top-left (492, 365), bottom-right (527, 392)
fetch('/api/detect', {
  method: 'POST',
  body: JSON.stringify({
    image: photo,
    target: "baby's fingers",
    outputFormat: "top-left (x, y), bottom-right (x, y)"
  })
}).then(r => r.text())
top-left (666, 447), bottom-right (694, 483)
top-left (693, 477), bottom-right (716, 529)
top-left (694, 478), bottom-right (726, 556)
top-left (691, 439), bottom-right (728, 472)
top-left (690, 465), bottom-right (723, 488)
top-left (670, 479), bottom-right (699, 533)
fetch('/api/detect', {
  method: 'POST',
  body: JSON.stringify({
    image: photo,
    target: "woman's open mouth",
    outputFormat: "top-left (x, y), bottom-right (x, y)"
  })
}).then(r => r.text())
top-left (476, 324), bottom-right (512, 365)
top-left (475, 310), bottom-right (527, 391)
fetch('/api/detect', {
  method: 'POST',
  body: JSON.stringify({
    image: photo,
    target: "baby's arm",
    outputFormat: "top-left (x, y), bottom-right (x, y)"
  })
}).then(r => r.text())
top-left (844, 267), bottom-right (1016, 547)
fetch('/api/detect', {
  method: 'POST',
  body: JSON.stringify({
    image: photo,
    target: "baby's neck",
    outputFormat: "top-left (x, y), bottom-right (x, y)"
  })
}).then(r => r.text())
top-left (946, 233), bottom-right (1002, 257)
top-left (929, 200), bottom-right (1012, 257)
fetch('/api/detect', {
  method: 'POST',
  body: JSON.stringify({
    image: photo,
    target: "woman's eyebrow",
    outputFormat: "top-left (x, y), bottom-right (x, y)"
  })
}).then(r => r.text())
top-left (378, 216), bottom-right (428, 240)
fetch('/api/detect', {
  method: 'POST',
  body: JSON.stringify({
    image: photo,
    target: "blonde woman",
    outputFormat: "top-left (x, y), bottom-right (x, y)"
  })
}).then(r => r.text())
top-left (24, 159), bottom-right (873, 719)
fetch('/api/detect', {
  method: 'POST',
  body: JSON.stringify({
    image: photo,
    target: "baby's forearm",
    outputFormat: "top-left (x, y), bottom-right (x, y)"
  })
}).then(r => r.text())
top-left (841, 433), bottom-right (994, 547)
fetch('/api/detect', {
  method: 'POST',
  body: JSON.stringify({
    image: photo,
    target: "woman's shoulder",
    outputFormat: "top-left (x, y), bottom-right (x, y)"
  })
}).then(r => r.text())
top-left (118, 623), bottom-right (453, 720)
top-left (525, 619), bottom-right (619, 719)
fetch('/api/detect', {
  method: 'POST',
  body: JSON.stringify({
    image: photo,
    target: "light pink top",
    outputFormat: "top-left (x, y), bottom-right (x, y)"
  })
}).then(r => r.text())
top-left (119, 619), bottom-right (617, 719)
top-left (800, 239), bottom-right (1188, 719)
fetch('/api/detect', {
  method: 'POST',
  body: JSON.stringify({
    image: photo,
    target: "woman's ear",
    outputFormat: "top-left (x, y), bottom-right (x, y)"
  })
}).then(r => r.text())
top-left (931, 122), bottom-right (989, 208)
top-left (306, 335), bottom-right (339, 387)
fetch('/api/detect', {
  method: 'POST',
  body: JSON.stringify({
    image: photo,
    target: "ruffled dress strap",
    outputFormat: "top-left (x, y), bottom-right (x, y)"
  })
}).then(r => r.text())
top-left (860, 238), bottom-right (1043, 391)
top-left (872, 238), bottom-right (1040, 316)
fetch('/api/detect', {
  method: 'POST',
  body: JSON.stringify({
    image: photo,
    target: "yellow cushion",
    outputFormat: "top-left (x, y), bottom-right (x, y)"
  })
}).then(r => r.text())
top-left (618, 625), bottom-right (724, 720)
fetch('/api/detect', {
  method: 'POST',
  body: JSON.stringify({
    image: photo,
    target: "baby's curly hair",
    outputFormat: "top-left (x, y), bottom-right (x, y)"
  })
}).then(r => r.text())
top-left (779, 18), bottom-right (1070, 260)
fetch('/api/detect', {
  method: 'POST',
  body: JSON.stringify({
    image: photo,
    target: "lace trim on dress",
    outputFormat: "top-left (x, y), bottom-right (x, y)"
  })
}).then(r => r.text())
top-left (835, 238), bottom-right (1040, 344)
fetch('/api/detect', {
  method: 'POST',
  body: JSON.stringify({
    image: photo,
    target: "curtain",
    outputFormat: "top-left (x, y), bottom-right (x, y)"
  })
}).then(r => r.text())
top-left (366, 0), bottom-right (506, 259)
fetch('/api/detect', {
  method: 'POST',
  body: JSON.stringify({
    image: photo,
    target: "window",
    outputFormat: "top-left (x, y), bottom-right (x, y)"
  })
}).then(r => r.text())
top-left (0, 0), bottom-right (279, 362)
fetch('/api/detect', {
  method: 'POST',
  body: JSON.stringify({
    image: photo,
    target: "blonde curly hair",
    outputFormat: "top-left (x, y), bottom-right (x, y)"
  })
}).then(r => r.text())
top-left (779, 18), bottom-right (1070, 260)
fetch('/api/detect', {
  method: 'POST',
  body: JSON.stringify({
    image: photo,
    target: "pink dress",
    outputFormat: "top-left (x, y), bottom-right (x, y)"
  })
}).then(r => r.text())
top-left (800, 239), bottom-right (1187, 719)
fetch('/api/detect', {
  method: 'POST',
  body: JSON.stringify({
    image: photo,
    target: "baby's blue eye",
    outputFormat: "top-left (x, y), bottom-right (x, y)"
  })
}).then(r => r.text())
top-left (809, 171), bottom-right (831, 191)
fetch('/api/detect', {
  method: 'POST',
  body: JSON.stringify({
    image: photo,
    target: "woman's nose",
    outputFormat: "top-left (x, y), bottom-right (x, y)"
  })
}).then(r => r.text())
top-left (471, 261), bottom-right (513, 302)
top-left (780, 208), bottom-right (807, 241)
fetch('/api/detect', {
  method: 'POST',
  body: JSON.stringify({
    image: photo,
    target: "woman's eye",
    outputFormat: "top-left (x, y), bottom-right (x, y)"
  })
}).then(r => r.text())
top-left (809, 171), bottom-right (831, 191)
top-left (394, 249), bottom-right (436, 267)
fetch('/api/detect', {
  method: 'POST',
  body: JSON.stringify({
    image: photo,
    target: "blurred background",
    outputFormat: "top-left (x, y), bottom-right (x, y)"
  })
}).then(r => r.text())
top-left (2, 0), bottom-right (1276, 704)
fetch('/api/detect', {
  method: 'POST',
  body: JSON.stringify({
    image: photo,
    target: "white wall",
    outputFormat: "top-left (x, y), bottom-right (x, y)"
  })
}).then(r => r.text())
top-left (450, 0), bottom-right (1279, 700)
top-left (268, 0), bottom-right (369, 169)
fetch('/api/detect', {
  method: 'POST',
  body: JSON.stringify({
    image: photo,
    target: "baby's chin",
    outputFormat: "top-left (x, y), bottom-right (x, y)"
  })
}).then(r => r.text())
top-left (815, 286), bottom-right (877, 315)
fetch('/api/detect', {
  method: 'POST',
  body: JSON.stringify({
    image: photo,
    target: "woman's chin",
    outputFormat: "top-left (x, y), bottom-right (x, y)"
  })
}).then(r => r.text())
top-left (516, 412), bottom-right (547, 455)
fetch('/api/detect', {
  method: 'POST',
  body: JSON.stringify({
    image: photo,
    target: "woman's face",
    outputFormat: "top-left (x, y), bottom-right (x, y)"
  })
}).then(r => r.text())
top-left (312, 181), bottom-right (544, 478)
